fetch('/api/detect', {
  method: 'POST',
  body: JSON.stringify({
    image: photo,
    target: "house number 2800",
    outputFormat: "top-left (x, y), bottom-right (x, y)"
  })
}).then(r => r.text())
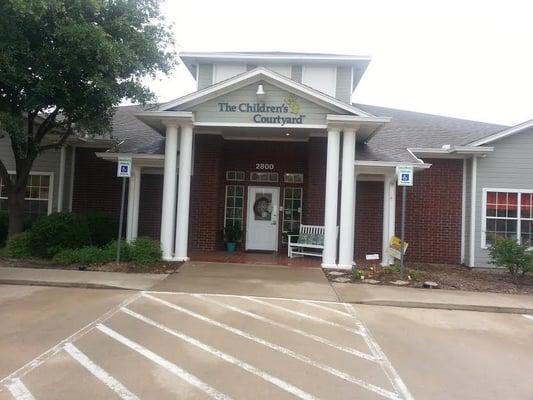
top-left (255, 163), bottom-right (275, 170)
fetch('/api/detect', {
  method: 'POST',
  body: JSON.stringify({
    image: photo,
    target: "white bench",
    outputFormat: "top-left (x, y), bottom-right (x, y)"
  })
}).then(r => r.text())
top-left (288, 225), bottom-right (327, 258)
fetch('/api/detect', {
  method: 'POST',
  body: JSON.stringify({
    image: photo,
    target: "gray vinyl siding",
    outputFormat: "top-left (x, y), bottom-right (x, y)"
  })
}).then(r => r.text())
top-left (335, 66), bottom-right (352, 103)
top-left (0, 136), bottom-right (62, 213)
top-left (246, 64), bottom-right (257, 71)
top-left (291, 65), bottom-right (302, 82)
top-left (62, 146), bottom-right (74, 211)
top-left (197, 64), bottom-right (213, 90)
top-left (473, 128), bottom-right (533, 267)
top-left (182, 81), bottom-right (342, 125)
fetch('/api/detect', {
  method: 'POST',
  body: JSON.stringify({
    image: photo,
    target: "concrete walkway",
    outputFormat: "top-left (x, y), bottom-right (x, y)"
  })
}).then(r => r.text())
top-left (152, 261), bottom-right (338, 301)
top-left (0, 267), bottom-right (167, 290)
top-left (333, 282), bottom-right (533, 314)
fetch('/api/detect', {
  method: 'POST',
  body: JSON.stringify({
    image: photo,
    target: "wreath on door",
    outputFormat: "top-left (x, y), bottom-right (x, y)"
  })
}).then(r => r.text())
top-left (253, 196), bottom-right (271, 220)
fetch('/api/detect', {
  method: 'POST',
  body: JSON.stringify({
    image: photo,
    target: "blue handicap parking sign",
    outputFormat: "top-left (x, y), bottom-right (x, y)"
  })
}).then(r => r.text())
top-left (401, 173), bottom-right (409, 182)
top-left (121, 165), bottom-right (128, 173)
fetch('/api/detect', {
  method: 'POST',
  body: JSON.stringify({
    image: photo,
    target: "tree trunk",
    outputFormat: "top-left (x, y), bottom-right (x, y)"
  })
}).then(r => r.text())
top-left (7, 184), bottom-right (26, 237)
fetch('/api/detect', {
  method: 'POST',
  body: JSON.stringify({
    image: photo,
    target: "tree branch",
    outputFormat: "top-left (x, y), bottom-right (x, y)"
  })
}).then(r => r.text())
top-left (34, 107), bottom-right (60, 144)
top-left (38, 125), bottom-right (73, 152)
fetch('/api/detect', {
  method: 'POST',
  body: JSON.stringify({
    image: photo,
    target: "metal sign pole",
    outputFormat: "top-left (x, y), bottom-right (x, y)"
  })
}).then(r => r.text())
top-left (400, 185), bottom-right (407, 278)
top-left (116, 176), bottom-right (127, 263)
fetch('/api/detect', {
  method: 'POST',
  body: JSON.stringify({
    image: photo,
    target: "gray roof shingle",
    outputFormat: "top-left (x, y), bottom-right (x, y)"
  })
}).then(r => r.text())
top-left (108, 103), bottom-right (508, 162)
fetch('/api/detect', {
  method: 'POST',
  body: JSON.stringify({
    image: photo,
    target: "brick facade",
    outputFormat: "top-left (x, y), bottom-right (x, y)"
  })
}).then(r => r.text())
top-left (71, 144), bottom-right (464, 265)
top-left (398, 158), bottom-right (463, 264)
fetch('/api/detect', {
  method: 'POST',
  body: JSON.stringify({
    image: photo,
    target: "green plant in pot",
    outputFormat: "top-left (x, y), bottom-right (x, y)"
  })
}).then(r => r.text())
top-left (224, 222), bottom-right (242, 252)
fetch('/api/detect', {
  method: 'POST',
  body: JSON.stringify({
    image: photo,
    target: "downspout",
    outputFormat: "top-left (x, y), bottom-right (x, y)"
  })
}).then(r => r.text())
top-left (469, 156), bottom-right (478, 267)
top-left (460, 158), bottom-right (466, 264)
top-left (57, 146), bottom-right (66, 212)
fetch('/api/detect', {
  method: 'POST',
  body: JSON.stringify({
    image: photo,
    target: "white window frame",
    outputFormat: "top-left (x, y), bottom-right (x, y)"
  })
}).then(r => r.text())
top-left (224, 184), bottom-right (244, 228)
top-left (0, 171), bottom-right (54, 215)
top-left (282, 187), bottom-right (303, 243)
top-left (481, 187), bottom-right (533, 249)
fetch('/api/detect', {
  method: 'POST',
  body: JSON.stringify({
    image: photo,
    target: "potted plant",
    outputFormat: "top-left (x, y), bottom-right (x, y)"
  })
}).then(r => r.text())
top-left (223, 221), bottom-right (242, 252)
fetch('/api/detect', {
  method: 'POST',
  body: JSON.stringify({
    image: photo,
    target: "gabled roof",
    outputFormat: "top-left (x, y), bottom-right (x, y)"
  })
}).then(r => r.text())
top-left (467, 118), bottom-right (533, 146)
top-left (159, 67), bottom-right (374, 117)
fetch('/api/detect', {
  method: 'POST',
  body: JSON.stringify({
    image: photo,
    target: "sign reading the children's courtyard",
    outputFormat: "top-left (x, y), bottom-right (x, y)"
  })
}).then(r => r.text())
top-left (217, 94), bottom-right (306, 126)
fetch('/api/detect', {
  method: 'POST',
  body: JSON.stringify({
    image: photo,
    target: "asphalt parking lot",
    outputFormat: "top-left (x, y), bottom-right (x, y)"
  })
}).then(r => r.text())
top-left (0, 284), bottom-right (532, 399)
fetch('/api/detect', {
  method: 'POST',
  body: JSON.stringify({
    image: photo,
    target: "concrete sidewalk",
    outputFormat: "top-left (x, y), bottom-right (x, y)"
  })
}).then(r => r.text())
top-left (152, 261), bottom-right (338, 301)
top-left (333, 282), bottom-right (533, 314)
top-left (0, 267), bottom-right (167, 290)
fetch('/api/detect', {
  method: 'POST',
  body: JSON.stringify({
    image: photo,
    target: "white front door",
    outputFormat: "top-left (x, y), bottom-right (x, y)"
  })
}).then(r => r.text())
top-left (246, 186), bottom-right (280, 251)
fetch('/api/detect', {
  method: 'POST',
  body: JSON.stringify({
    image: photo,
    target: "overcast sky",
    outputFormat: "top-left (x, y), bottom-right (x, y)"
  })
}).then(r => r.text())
top-left (145, 0), bottom-right (533, 126)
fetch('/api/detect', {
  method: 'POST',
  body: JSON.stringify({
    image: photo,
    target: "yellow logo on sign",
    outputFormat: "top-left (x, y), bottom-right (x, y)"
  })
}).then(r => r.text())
top-left (284, 94), bottom-right (300, 115)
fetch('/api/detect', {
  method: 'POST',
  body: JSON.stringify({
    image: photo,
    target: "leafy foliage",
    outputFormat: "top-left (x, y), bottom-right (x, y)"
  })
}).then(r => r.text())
top-left (5, 232), bottom-right (33, 258)
top-left (0, 0), bottom-right (175, 235)
top-left (223, 221), bottom-right (242, 242)
top-left (83, 212), bottom-right (118, 247)
top-left (128, 238), bottom-right (161, 264)
top-left (488, 237), bottom-right (533, 284)
top-left (30, 212), bottom-right (91, 257)
top-left (53, 246), bottom-right (111, 265)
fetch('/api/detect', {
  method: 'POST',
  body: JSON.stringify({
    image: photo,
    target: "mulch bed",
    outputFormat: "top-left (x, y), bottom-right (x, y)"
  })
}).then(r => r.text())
top-left (324, 263), bottom-right (533, 295)
top-left (0, 256), bottom-right (182, 274)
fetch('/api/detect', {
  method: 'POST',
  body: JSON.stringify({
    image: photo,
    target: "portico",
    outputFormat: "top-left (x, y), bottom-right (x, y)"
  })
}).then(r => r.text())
top-left (96, 66), bottom-right (420, 268)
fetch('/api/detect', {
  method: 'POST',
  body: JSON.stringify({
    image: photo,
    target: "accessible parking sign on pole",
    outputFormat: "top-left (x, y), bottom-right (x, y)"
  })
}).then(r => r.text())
top-left (116, 158), bottom-right (132, 263)
top-left (397, 165), bottom-right (413, 278)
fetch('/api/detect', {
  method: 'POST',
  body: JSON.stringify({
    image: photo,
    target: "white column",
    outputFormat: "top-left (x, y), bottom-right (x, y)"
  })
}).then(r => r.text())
top-left (160, 123), bottom-right (178, 260)
top-left (132, 165), bottom-right (141, 240)
top-left (322, 128), bottom-right (341, 268)
top-left (338, 129), bottom-right (357, 269)
top-left (57, 146), bottom-right (66, 212)
top-left (381, 172), bottom-right (396, 266)
top-left (174, 123), bottom-right (194, 261)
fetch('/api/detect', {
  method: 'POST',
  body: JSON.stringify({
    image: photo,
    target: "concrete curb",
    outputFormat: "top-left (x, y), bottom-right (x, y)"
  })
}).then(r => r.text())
top-left (349, 299), bottom-right (533, 315)
top-left (0, 279), bottom-right (139, 291)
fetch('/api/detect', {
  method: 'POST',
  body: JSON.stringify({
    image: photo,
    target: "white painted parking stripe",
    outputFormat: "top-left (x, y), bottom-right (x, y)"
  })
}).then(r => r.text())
top-left (245, 296), bottom-right (364, 336)
top-left (5, 379), bottom-right (35, 400)
top-left (143, 293), bottom-right (401, 400)
top-left (195, 294), bottom-right (377, 362)
top-left (344, 304), bottom-right (415, 400)
top-left (0, 292), bottom-right (142, 386)
top-left (300, 300), bottom-right (354, 318)
top-left (96, 324), bottom-right (231, 400)
top-left (64, 343), bottom-right (139, 400)
top-left (523, 314), bottom-right (533, 322)
top-left (121, 308), bottom-right (317, 400)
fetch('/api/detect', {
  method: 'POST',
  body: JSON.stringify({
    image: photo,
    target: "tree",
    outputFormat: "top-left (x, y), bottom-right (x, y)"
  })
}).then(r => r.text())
top-left (0, 0), bottom-right (175, 236)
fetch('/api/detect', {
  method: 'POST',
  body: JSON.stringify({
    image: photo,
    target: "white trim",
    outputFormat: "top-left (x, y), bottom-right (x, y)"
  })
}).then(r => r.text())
top-left (57, 146), bottom-right (66, 212)
top-left (355, 160), bottom-right (430, 168)
top-left (68, 145), bottom-right (76, 212)
top-left (196, 121), bottom-right (327, 130)
top-left (468, 156), bottom-right (477, 267)
top-left (158, 67), bottom-right (374, 117)
top-left (480, 187), bottom-right (533, 249)
top-left (461, 158), bottom-right (466, 264)
top-left (409, 146), bottom-right (494, 158)
top-left (2, 171), bottom-right (54, 215)
top-left (195, 63), bottom-right (200, 90)
top-left (95, 152), bottom-right (165, 161)
top-left (180, 52), bottom-right (372, 63)
top-left (468, 119), bottom-right (533, 147)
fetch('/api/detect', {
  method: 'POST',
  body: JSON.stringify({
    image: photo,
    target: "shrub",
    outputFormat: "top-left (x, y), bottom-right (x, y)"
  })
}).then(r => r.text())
top-left (53, 246), bottom-right (113, 265)
top-left (83, 212), bottom-right (117, 247)
top-left (0, 211), bottom-right (7, 247)
top-left (104, 240), bottom-right (130, 261)
top-left (30, 212), bottom-right (91, 258)
top-left (488, 237), bottom-right (533, 284)
top-left (5, 232), bottom-right (33, 258)
top-left (128, 238), bottom-right (161, 264)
